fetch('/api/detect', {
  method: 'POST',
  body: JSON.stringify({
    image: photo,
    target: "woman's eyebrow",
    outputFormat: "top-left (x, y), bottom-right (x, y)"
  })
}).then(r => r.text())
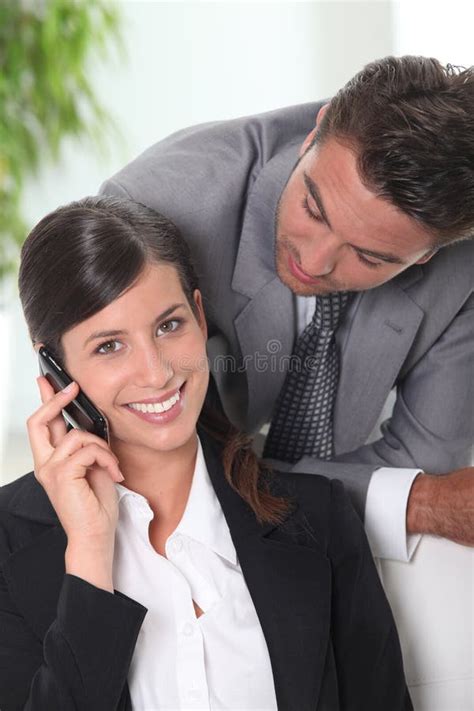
top-left (83, 303), bottom-right (186, 347)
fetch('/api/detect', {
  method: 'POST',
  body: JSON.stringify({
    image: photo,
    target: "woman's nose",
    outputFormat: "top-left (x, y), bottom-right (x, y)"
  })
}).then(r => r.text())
top-left (132, 347), bottom-right (174, 389)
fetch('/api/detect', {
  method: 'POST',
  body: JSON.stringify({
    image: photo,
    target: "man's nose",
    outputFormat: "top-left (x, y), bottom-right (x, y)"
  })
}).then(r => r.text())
top-left (303, 237), bottom-right (339, 277)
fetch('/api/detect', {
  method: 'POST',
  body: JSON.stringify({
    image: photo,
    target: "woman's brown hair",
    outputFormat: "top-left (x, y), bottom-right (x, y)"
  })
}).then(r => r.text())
top-left (18, 196), bottom-right (290, 525)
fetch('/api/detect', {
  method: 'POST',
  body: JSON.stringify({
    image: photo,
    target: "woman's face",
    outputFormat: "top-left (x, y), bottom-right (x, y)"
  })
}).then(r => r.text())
top-left (60, 262), bottom-right (209, 455)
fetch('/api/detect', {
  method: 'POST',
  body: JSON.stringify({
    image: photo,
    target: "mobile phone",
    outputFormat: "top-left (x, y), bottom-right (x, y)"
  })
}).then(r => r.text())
top-left (38, 346), bottom-right (109, 443)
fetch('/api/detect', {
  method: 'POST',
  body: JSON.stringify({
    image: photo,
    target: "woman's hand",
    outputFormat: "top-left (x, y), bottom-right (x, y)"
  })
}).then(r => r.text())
top-left (27, 376), bottom-right (124, 551)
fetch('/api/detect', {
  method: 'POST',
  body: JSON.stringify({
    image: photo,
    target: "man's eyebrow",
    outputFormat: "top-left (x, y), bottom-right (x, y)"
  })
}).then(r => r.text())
top-left (83, 303), bottom-right (186, 347)
top-left (303, 172), bottom-right (332, 229)
top-left (303, 171), bottom-right (406, 265)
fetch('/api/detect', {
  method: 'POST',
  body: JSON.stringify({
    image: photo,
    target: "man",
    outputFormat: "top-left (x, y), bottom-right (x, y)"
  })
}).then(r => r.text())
top-left (100, 56), bottom-right (474, 563)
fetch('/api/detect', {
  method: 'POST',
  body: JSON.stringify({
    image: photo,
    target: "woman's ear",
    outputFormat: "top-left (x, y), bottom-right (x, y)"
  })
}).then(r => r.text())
top-left (193, 289), bottom-right (208, 340)
top-left (299, 103), bottom-right (330, 157)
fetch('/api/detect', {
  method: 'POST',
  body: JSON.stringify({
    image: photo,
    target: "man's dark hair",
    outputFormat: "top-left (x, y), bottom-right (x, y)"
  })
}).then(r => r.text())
top-left (313, 55), bottom-right (474, 246)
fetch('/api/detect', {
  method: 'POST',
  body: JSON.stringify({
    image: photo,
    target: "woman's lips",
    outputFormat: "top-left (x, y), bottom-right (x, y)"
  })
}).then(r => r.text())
top-left (287, 253), bottom-right (320, 285)
top-left (123, 383), bottom-right (185, 426)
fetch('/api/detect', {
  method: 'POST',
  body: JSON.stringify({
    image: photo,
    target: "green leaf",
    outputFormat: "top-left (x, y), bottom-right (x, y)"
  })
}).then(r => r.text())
top-left (0, 0), bottom-right (123, 280)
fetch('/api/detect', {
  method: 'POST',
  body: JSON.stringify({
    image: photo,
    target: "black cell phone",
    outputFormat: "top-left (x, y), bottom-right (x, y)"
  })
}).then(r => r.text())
top-left (38, 346), bottom-right (109, 443)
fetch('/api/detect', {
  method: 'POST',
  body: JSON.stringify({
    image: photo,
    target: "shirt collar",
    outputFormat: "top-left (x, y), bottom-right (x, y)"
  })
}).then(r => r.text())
top-left (115, 436), bottom-right (238, 566)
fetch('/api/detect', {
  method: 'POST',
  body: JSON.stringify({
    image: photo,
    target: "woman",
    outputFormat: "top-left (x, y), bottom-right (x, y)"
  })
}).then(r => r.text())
top-left (0, 197), bottom-right (412, 711)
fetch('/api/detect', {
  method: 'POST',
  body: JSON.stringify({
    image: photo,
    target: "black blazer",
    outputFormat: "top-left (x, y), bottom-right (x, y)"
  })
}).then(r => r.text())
top-left (0, 430), bottom-right (412, 711)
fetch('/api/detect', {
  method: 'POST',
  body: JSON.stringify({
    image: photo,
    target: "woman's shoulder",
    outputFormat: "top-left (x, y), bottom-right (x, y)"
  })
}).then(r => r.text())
top-left (269, 467), bottom-right (362, 554)
top-left (0, 472), bottom-right (56, 560)
top-left (270, 467), bottom-right (349, 512)
top-left (0, 471), bottom-right (37, 512)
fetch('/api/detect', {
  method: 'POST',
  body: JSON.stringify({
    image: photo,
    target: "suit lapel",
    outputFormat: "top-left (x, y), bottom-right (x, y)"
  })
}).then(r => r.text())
top-left (231, 141), bottom-right (299, 432)
top-left (234, 279), bottom-right (294, 432)
top-left (334, 272), bottom-right (424, 454)
top-left (199, 429), bottom-right (332, 711)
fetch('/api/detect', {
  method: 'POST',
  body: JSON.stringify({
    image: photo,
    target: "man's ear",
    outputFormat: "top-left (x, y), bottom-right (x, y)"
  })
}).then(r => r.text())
top-left (416, 247), bottom-right (439, 265)
top-left (299, 103), bottom-right (330, 157)
top-left (193, 289), bottom-right (208, 340)
top-left (33, 342), bottom-right (44, 354)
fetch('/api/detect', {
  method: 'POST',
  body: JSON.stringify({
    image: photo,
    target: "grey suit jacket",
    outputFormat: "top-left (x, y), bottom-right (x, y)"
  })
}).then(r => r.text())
top-left (100, 103), bottom-right (474, 516)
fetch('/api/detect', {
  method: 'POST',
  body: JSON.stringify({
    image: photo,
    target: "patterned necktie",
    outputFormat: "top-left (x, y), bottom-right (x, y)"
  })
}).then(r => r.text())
top-left (263, 291), bottom-right (351, 463)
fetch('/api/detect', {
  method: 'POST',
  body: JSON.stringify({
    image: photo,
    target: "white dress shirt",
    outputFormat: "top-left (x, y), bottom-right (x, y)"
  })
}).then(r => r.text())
top-left (296, 294), bottom-right (421, 562)
top-left (112, 437), bottom-right (278, 711)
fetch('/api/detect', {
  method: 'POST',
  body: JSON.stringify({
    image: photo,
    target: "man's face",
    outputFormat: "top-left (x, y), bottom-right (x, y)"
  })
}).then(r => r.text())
top-left (275, 135), bottom-right (436, 296)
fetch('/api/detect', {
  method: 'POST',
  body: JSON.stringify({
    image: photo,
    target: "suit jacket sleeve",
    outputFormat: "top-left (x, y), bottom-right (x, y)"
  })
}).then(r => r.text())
top-left (0, 569), bottom-right (146, 711)
top-left (327, 479), bottom-right (413, 711)
top-left (266, 290), bottom-right (474, 520)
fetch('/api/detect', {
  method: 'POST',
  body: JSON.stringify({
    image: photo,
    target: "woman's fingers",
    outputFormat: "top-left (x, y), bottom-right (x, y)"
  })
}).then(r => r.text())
top-left (27, 380), bottom-right (80, 467)
top-left (49, 428), bottom-right (119, 469)
top-left (43, 442), bottom-right (123, 484)
top-left (73, 446), bottom-right (123, 483)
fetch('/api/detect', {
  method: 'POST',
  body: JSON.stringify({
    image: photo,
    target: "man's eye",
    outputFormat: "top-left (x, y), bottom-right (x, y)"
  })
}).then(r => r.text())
top-left (302, 197), bottom-right (323, 223)
top-left (157, 318), bottom-right (182, 336)
top-left (355, 251), bottom-right (383, 269)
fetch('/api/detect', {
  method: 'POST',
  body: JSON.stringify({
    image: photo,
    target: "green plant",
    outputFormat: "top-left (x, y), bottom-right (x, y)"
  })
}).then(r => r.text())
top-left (0, 0), bottom-right (122, 280)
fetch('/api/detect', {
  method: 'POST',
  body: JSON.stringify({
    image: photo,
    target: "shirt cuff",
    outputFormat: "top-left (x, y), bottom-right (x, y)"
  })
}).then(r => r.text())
top-left (364, 467), bottom-right (422, 562)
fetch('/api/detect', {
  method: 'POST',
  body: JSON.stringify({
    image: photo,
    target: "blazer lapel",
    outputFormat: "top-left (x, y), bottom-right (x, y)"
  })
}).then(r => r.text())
top-left (200, 429), bottom-right (332, 711)
top-left (334, 271), bottom-right (425, 454)
top-left (231, 142), bottom-right (299, 432)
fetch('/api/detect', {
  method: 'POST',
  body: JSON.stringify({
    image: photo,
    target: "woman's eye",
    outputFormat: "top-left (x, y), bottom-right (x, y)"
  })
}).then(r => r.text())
top-left (96, 340), bottom-right (122, 355)
top-left (302, 196), bottom-right (323, 223)
top-left (157, 318), bottom-right (182, 336)
top-left (93, 319), bottom-right (183, 354)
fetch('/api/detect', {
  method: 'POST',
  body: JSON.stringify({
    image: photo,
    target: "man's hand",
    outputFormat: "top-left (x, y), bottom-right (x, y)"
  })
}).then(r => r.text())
top-left (407, 467), bottom-right (474, 545)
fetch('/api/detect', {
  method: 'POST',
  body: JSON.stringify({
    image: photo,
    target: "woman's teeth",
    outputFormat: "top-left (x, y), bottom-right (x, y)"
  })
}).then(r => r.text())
top-left (128, 390), bottom-right (180, 414)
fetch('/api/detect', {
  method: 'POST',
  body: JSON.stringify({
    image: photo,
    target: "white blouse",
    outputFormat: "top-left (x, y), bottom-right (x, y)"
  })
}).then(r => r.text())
top-left (112, 437), bottom-right (278, 711)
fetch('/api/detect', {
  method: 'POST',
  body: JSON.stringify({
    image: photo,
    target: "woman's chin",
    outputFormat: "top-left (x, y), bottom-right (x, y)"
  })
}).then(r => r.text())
top-left (110, 417), bottom-right (199, 455)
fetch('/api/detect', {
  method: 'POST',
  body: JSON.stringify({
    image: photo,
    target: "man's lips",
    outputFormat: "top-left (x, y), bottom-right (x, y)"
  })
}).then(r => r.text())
top-left (287, 253), bottom-right (320, 285)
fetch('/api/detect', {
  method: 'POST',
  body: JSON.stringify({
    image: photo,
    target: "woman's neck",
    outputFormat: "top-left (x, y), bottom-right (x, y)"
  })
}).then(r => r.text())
top-left (111, 432), bottom-right (198, 527)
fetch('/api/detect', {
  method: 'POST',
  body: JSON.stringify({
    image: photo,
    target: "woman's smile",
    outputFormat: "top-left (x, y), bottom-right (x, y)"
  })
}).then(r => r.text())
top-left (122, 381), bottom-right (186, 424)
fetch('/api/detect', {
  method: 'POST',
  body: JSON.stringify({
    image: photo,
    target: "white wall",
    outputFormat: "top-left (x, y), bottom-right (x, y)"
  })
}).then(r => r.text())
top-left (393, 0), bottom-right (473, 64)
top-left (2, 0), bottom-right (395, 479)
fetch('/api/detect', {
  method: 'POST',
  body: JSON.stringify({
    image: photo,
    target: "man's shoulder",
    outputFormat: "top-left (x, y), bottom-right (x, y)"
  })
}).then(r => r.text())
top-left (132, 101), bottom-right (322, 157)
top-left (100, 102), bottom-right (323, 203)
top-left (393, 239), bottom-right (474, 311)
